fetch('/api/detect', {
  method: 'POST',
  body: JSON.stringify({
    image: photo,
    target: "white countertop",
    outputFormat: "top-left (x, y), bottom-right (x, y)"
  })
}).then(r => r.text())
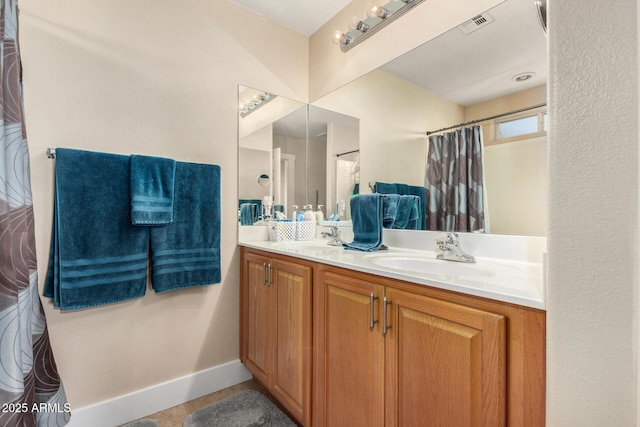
top-left (239, 239), bottom-right (545, 310)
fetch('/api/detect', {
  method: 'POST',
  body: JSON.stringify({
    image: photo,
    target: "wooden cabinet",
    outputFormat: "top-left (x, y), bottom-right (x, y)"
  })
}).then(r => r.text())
top-left (315, 271), bottom-right (386, 427)
top-left (240, 250), bottom-right (312, 426)
top-left (315, 270), bottom-right (507, 427)
top-left (384, 288), bottom-right (505, 427)
top-left (240, 248), bottom-right (545, 427)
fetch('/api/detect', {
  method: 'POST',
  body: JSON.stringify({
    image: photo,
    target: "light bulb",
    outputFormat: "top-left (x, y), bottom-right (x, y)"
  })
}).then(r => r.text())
top-left (331, 30), bottom-right (343, 45)
top-left (348, 16), bottom-right (360, 30)
top-left (366, 2), bottom-right (381, 18)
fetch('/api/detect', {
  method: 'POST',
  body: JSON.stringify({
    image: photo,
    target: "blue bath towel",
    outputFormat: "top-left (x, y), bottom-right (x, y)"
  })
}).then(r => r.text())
top-left (393, 195), bottom-right (420, 230)
top-left (130, 154), bottom-right (176, 225)
top-left (374, 181), bottom-right (426, 230)
top-left (382, 194), bottom-right (400, 229)
top-left (239, 203), bottom-right (258, 225)
top-left (44, 149), bottom-right (149, 311)
top-left (342, 194), bottom-right (384, 252)
top-left (150, 161), bottom-right (221, 293)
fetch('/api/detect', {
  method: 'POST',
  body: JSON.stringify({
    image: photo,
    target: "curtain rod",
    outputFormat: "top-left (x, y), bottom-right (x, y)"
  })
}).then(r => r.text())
top-left (425, 103), bottom-right (547, 136)
top-left (336, 149), bottom-right (359, 157)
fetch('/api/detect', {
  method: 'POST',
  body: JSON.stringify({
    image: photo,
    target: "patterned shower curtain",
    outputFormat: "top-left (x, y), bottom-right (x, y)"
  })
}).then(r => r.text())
top-left (425, 125), bottom-right (485, 233)
top-left (0, 1), bottom-right (70, 426)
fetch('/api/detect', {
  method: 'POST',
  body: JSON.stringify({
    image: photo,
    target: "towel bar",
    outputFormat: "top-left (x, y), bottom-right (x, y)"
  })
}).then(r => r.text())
top-left (47, 148), bottom-right (56, 159)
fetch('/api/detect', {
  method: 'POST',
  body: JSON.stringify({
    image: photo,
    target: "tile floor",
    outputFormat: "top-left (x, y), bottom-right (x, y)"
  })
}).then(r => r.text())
top-left (123, 379), bottom-right (274, 426)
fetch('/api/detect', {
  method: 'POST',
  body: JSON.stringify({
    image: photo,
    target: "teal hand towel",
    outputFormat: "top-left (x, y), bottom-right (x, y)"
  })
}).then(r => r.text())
top-left (44, 149), bottom-right (149, 311)
top-left (239, 203), bottom-right (258, 225)
top-left (393, 195), bottom-right (420, 230)
top-left (342, 194), bottom-right (384, 252)
top-left (382, 194), bottom-right (400, 229)
top-left (130, 154), bottom-right (176, 226)
top-left (150, 161), bottom-right (221, 293)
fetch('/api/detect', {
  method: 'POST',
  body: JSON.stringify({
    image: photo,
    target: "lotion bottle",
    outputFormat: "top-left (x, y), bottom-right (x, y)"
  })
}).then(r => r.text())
top-left (303, 204), bottom-right (315, 221)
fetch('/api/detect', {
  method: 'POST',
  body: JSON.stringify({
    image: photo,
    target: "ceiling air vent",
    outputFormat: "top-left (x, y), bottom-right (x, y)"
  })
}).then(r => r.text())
top-left (458, 13), bottom-right (494, 35)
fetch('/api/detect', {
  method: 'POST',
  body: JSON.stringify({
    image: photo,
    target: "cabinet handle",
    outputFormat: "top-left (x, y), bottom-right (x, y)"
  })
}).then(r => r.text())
top-left (267, 263), bottom-right (273, 287)
top-left (369, 293), bottom-right (379, 331)
top-left (262, 263), bottom-right (268, 286)
top-left (382, 297), bottom-right (391, 337)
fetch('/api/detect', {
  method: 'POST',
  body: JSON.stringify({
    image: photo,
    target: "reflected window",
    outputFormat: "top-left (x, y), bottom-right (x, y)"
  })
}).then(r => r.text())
top-left (496, 111), bottom-right (547, 140)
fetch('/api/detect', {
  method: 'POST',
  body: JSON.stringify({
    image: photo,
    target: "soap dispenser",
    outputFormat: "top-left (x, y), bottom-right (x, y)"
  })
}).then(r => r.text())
top-left (315, 205), bottom-right (324, 222)
top-left (303, 204), bottom-right (315, 221)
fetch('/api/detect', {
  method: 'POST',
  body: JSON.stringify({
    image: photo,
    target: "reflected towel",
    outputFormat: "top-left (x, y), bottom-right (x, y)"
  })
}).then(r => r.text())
top-left (382, 194), bottom-right (400, 229)
top-left (394, 195), bottom-right (420, 230)
top-left (44, 149), bottom-right (149, 311)
top-left (239, 203), bottom-right (259, 225)
top-left (130, 155), bottom-right (176, 225)
top-left (342, 194), bottom-right (384, 252)
top-left (374, 181), bottom-right (426, 230)
top-left (150, 161), bottom-right (221, 293)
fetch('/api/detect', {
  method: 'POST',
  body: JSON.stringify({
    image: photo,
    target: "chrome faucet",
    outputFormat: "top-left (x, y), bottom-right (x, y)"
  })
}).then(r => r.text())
top-left (321, 225), bottom-right (344, 246)
top-left (435, 232), bottom-right (476, 263)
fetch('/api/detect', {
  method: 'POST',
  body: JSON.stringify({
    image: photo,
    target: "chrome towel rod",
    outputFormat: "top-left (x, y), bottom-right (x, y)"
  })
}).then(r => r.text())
top-left (47, 148), bottom-right (56, 159)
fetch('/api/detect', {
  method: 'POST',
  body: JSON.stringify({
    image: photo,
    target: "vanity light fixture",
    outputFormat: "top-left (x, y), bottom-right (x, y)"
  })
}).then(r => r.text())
top-left (332, 0), bottom-right (426, 52)
top-left (239, 92), bottom-right (277, 118)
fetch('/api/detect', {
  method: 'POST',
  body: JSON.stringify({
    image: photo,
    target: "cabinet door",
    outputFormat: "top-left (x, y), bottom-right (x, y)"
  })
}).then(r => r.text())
top-left (317, 271), bottom-right (385, 427)
top-left (384, 288), bottom-right (506, 427)
top-left (270, 259), bottom-right (312, 426)
top-left (241, 252), bottom-right (271, 385)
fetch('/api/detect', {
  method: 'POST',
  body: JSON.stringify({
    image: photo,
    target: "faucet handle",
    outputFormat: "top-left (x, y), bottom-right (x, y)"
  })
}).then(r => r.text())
top-left (436, 232), bottom-right (458, 245)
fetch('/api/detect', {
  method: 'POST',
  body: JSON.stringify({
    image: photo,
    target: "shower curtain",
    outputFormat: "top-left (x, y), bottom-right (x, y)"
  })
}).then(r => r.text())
top-left (425, 125), bottom-right (485, 232)
top-left (0, 1), bottom-right (70, 425)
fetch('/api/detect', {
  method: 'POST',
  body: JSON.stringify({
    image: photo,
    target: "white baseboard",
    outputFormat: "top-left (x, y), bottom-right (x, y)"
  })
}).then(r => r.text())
top-left (66, 360), bottom-right (252, 427)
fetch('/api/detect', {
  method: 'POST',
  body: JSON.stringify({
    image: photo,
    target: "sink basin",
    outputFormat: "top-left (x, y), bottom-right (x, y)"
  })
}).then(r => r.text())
top-left (365, 254), bottom-right (493, 277)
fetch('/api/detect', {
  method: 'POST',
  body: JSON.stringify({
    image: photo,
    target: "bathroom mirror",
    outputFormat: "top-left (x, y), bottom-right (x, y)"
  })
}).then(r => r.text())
top-left (238, 86), bottom-right (307, 223)
top-left (310, 0), bottom-right (547, 236)
top-left (238, 0), bottom-right (547, 236)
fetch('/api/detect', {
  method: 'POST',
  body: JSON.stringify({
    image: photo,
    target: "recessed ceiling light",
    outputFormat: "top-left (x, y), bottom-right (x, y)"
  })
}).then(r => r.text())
top-left (512, 72), bottom-right (536, 82)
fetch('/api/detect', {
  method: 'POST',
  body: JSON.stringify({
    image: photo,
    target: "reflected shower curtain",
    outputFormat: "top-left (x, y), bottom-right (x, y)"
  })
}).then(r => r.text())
top-left (425, 125), bottom-right (485, 232)
top-left (0, 1), bottom-right (70, 426)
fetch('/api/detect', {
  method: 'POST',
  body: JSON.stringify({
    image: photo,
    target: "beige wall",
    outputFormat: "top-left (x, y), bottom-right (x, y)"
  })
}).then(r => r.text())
top-left (465, 85), bottom-right (547, 236)
top-left (20, 0), bottom-right (307, 409)
top-left (312, 69), bottom-right (464, 194)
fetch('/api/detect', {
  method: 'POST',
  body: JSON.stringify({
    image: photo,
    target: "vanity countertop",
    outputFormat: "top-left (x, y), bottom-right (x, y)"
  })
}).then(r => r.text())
top-left (239, 239), bottom-right (545, 310)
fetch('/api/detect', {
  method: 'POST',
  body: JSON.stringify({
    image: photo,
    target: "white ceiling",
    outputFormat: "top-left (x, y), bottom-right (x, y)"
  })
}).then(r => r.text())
top-left (229, 0), bottom-right (352, 36)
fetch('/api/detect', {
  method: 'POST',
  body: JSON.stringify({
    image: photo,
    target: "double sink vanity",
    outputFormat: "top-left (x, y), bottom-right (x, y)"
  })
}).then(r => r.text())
top-left (239, 230), bottom-right (545, 426)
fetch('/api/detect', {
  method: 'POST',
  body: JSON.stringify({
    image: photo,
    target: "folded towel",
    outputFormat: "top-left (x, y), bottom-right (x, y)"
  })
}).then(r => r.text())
top-left (375, 181), bottom-right (426, 230)
top-left (342, 194), bottom-right (384, 252)
top-left (405, 185), bottom-right (426, 230)
top-left (150, 161), bottom-right (221, 293)
top-left (382, 194), bottom-right (400, 229)
top-left (239, 199), bottom-right (263, 219)
top-left (393, 195), bottom-right (420, 230)
top-left (130, 155), bottom-right (176, 225)
top-left (239, 203), bottom-right (259, 225)
top-left (44, 149), bottom-right (149, 311)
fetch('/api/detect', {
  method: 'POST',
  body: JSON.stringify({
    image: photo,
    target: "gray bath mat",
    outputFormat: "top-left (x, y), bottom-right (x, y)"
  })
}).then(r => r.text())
top-left (183, 389), bottom-right (296, 427)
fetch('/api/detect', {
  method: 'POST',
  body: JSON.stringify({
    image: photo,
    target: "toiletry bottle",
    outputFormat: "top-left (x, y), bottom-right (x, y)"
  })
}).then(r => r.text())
top-left (292, 205), bottom-right (300, 221)
top-left (303, 204), bottom-right (315, 221)
top-left (315, 205), bottom-right (324, 222)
